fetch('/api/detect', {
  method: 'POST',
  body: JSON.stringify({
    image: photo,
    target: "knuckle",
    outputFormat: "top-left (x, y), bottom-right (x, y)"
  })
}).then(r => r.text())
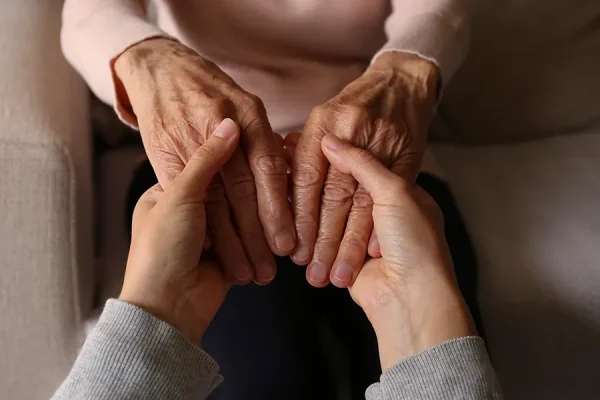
top-left (246, 94), bottom-right (266, 112)
top-left (255, 154), bottom-right (288, 177)
top-left (315, 237), bottom-right (339, 254)
top-left (322, 181), bottom-right (354, 207)
top-left (341, 231), bottom-right (368, 252)
top-left (352, 188), bottom-right (374, 210)
top-left (240, 94), bottom-right (267, 121)
top-left (309, 104), bottom-right (329, 121)
top-left (315, 232), bottom-right (340, 251)
top-left (293, 163), bottom-right (323, 188)
top-left (244, 114), bottom-right (268, 137)
top-left (294, 212), bottom-right (318, 231)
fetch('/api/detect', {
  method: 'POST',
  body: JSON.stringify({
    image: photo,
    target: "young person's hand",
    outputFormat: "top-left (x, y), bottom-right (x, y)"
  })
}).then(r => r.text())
top-left (321, 134), bottom-right (476, 370)
top-left (120, 119), bottom-right (239, 344)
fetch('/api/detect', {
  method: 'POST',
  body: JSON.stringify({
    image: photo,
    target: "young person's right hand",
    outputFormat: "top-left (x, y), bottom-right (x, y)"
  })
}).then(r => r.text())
top-left (120, 119), bottom-right (240, 344)
top-left (321, 134), bottom-right (476, 370)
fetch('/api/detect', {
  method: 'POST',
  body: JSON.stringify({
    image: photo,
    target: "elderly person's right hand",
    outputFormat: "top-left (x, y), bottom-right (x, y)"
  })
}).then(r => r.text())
top-left (113, 38), bottom-right (295, 285)
top-left (321, 134), bottom-right (476, 370)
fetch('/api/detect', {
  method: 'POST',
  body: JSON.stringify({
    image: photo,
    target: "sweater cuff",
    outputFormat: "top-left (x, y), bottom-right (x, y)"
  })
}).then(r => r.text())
top-left (365, 337), bottom-right (502, 400)
top-left (61, 4), bottom-right (170, 127)
top-left (372, 11), bottom-right (469, 87)
top-left (56, 299), bottom-right (222, 399)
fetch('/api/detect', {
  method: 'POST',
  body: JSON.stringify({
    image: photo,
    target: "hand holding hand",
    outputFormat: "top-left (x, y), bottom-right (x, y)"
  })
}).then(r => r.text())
top-left (114, 38), bottom-right (295, 284)
top-left (120, 119), bottom-right (239, 344)
top-left (291, 51), bottom-right (439, 288)
top-left (321, 134), bottom-right (475, 370)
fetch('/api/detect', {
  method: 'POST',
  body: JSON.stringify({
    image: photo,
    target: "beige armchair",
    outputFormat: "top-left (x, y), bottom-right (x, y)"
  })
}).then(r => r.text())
top-left (0, 1), bottom-right (94, 398)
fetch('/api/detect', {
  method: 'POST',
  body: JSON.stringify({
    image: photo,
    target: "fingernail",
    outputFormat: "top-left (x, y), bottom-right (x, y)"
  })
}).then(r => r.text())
top-left (308, 262), bottom-right (330, 284)
top-left (234, 268), bottom-right (253, 284)
top-left (275, 232), bottom-right (295, 253)
top-left (322, 134), bottom-right (344, 151)
top-left (369, 236), bottom-right (379, 252)
top-left (255, 262), bottom-right (276, 285)
top-left (332, 262), bottom-right (353, 284)
top-left (214, 118), bottom-right (237, 139)
top-left (291, 243), bottom-right (312, 265)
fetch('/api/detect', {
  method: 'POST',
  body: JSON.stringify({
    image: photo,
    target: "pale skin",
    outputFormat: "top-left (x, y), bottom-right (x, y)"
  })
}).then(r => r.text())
top-left (121, 119), bottom-right (475, 366)
top-left (114, 38), bottom-right (439, 288)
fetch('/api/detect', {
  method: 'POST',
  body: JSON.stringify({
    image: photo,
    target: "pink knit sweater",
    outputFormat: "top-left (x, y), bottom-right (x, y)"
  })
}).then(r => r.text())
top-left (61, 0), bottom-right (468, 133)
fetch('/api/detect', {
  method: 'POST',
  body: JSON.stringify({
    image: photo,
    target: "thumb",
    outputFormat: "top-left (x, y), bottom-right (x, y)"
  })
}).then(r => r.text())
top-left (168, 118), bottom-right (240, 201)
top-left (321, 134), bottom-right (409, 205)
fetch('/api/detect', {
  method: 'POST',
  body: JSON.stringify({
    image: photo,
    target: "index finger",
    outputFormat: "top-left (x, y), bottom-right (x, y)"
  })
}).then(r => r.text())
top-left (321, 134), bottom-right (410, 205)
top-left (290, 121), bottom-right (329, 265)
top-left (241, 105), bottom-right (296, 256)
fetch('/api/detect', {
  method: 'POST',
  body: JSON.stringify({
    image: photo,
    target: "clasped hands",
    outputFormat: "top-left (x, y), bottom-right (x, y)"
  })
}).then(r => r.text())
top-left (121, 120), bottom-right (474, 369)
top-left (114, 38), bottom-right (440, 288)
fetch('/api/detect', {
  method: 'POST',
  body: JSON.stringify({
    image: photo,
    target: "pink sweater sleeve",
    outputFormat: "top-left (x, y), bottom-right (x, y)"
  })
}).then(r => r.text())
top-left (61, 0), bottom-right (168, 124)
top-left (374, 0), bottom-right (469, 84)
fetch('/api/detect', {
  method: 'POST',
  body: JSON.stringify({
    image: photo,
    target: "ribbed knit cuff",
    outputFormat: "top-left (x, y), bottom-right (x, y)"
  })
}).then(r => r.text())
top-left (372, 11), bottom-right (469, 86)
top-left (53, 299), bottom-right (222, 399)
top-left (61, 1), bottom-right (170, 107)
top-left (365, 337), bottom-right (502, 400)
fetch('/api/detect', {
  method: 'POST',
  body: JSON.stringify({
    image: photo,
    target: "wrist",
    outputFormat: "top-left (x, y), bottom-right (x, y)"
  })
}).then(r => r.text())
top-left (364, 275), bottom-right (476, 370)
top-left (112, 38), bottom-right (179, 121)
top-left (119, 290), bottom-right (207, 344)
top-left (370, 51), bottom-right (440, 103)
top-left (114, 38), bottom-right (169, 88)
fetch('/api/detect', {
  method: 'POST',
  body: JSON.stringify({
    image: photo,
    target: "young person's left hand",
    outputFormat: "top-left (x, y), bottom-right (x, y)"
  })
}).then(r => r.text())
top-left (120, 118), bottom-right (239, 343)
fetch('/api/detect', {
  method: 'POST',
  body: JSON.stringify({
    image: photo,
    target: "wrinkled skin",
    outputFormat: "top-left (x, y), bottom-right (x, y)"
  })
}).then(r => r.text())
top-left (114, 38), bottom-right (295, 285)
top-left (290, 51), bottom-right (440, 288)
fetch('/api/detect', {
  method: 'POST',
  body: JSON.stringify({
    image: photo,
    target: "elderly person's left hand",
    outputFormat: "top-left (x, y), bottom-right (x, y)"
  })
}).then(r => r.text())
top-left (290, 51), bottom-right (440, 288)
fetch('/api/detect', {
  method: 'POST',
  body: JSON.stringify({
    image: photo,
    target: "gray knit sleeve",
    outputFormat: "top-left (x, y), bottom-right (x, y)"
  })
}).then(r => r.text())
top-left (365, 337), bottom-right (502, 400)
top-left (52, 299), bottom-right (223, 400)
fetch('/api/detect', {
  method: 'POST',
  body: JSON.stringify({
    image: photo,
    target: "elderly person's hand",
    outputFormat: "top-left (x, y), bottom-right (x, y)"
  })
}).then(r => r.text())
top-left (114, 38), bottom-right (295, 285)
top-left (291, 51), bottom-right (440, 288)
top-left (120, 119), bottom-right (239, 343)
top-left (320, 134), bottom-right (475, 370)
